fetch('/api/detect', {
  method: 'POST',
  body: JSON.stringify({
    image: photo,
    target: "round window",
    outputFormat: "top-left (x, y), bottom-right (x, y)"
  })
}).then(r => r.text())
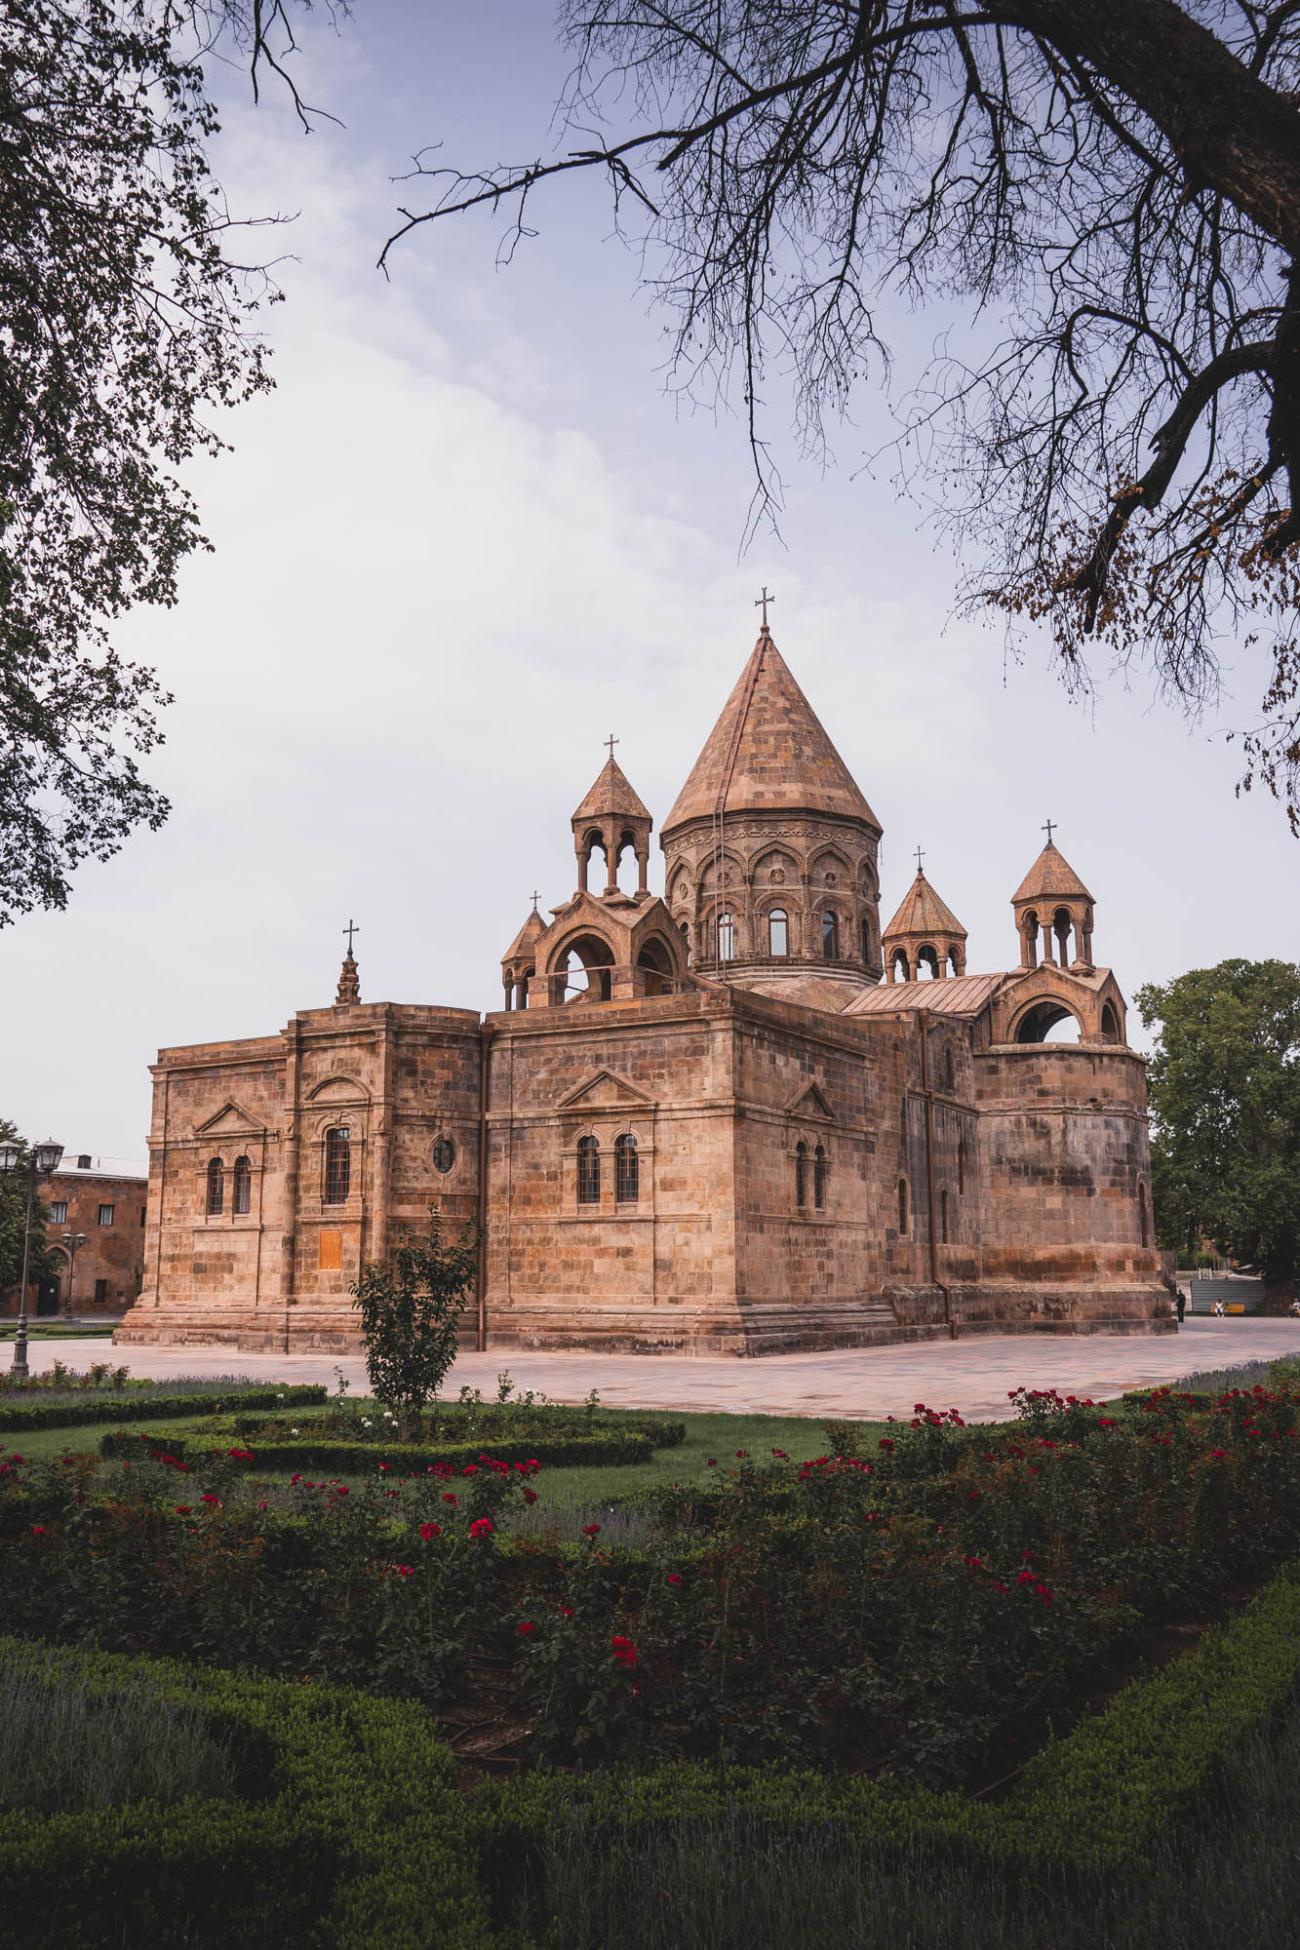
top-left (432, 1137), bottom-right (456, 1174)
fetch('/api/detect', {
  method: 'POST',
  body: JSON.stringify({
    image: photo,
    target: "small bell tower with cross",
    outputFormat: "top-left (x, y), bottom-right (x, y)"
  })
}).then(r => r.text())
top-left (1010, 822), bottom-right (1097, 972)
top-left (335, 918), bottom-right (361, 1006)
top-left (570, 734), bottom-right (654, 901)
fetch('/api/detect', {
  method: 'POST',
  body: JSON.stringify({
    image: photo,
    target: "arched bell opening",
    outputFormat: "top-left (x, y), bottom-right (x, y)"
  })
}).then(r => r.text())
top-left (1013, 998), bottom-right (1082, 1045)
top-left (890, 947), bottom-right (910, 984)
top-left (554, 933), bottom-right (616, 1004)
top-left (636, 936), bottom-right (675, 997)
top-left (1100, 1000), bottom-right (1121, 1044)
top-left (915, 943), bottom-right (940, 982)
top-left (577, 829), bottom-right (608, 897)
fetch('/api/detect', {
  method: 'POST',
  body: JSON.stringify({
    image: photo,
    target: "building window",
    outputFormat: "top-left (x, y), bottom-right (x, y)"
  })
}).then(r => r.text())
top-left (898, 1178), bottom-right (909, 1235)
top-left (615, 1133), bottom-right (639, 1203)
top-left (205, 1158), bottom-right (224, 1217)
top-left (50, 1201), bottom-right (68, 1225)
top-left (716, 910), bottom-right (736, 961)
top-left (324, 1127), bottom-right (351, 1205)
top-left (958, 1139), bottom-right (967, 1197)
top-left (795, 1141), bottom-right (808, 1210)
top-left (432, 1137), bottom-right (456, 1175)
top-left (140, 1207), bottom-right (146, 1226)
top-left (94, 1278), bottom-right (109, 1305)
top-left (768, 908), bottom-right (789, 957)
top-left (940, 1187), bottom-right (951, 1244)
top-left (814, 1143), bottom-right (828, 1211)
top-left (942, 1047), bottom-right (956, 1092)
top-left (861, 918), bottom-right (872, 963)
top-left (821, 910), bottom-right (839, 960)
top-left (577, 1136), bottom-right (600, 1205)
top-left (233, 1155), bottom-right (252, 1215)
top-left (97, 1203), bottom-right (115, 1228)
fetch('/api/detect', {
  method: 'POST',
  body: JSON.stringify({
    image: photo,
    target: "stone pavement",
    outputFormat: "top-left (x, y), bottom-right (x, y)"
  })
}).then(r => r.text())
top-left (22, 1317), bottom-right (1300, 1423)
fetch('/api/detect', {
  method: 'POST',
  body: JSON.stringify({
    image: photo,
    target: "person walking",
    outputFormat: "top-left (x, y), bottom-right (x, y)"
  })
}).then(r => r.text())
top-left (1176, 1287), bottom-right (1187, 1325)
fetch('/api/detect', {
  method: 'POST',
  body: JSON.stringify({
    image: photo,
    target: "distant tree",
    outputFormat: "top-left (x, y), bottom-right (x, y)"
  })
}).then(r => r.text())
top-left (1137, 960), bottom-right (1300, 1289)
top-left (349, 1211), bottom-right (479, 1438)
top-left (396, 0), bottom-right (1300, 829)
top-left (0, 1121), bottom-right (54, 1299)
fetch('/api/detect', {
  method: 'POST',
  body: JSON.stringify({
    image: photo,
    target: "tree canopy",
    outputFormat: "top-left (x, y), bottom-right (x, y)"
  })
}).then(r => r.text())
top-left (1138, 958), bottom-right (1300, 1286)
top-left (396, 0), bottom-right (1300, 830)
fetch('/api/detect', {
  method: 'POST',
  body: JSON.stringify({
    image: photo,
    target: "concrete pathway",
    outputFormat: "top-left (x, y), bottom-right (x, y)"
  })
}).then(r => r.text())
top-left (20, 1318), bottom-right (1300, 1423)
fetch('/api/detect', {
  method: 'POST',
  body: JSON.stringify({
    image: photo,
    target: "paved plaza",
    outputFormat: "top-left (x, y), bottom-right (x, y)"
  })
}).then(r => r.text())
top-left (24, 1317), bottom-right (1300, 1423)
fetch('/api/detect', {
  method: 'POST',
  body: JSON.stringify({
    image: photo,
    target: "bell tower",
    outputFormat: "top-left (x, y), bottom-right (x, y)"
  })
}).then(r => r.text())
top-left (571, 737), bottom-right (653, 900)
top-left (1011, 825), bottom-right (1095, 972)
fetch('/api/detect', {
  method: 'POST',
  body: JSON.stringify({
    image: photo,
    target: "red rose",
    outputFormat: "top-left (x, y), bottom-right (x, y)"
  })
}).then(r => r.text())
top-left (174, 1505), bottom-right (193, 1516)
top-left (334, 1485), bottom-right (350, 1497)
top-left (396, 1564), bottom-right (414, 1578)
top-left (443, 1492), bottom-right (458, 1505)
top-left (419, 1521), bottom-right (441, 1541)
top-left (706, 1458), bottom-right (717, 1468)
top-left (469, 1517), bottom-right (494, 1538)
top-left (227, 1447), bottom-right (254, 1461)
top-left (522, 1488), bottom-right (538, 1504)
top-left (200, 1493), bottom-right (221, 1506)
top-left (666, 1572), bottom-right (683, 1586)
top-left (462, 1464), bottom-right (480, 1475)
top-left (433, 1462), bottom-right (453, 1478)
top-left (610, 1635), bottom-right (639, 1669)
top-left (30, 1525), bottom-right (46, 1536)
top-left (517, 1620), bottom-right (539, 1637)
top-left (582, 1523), bottom-right (601, 1538)
top-left (258, 1501), bottom-right (269, 1511)
top-left (10, 1455), bottom-right (23, 1466)
top-left (560, 1606), bottom-right (575, 1618)
top-left (878, 1437), bottom-right (895, 1451)
top-left (735, 1450), bottom-right (748, 1459)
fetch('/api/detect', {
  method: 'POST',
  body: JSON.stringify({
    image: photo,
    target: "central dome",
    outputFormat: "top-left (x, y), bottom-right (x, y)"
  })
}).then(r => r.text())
top-left (660, 628), bottom-right (883, 990)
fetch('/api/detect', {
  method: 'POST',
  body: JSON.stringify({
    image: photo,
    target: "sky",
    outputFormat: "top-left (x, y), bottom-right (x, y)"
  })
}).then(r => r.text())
top-left (6, 1), bottom-right (1300, 1170)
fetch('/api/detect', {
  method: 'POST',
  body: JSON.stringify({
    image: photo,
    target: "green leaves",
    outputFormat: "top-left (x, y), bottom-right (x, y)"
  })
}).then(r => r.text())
top-left (350, 1210), bottom-right (480, 1433)
top-left (1138, 959), bottom-right (1300, 1282)
top-left (0, 1), bottom-right (276, 921)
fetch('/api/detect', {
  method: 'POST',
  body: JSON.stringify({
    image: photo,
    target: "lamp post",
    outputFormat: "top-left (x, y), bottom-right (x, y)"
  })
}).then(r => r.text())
top-left (0, 1138), bottom-right (64, 1378)
top-left (61, 1232), bottom-right (87, 1319)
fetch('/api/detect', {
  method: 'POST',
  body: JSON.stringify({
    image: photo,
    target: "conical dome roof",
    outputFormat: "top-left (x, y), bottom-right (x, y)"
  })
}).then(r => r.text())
top-left (1012, 841), bottom-right (1093, 905)
top-left (503, 904), bottom-right (546, 962)
top-left (572, 756), bottom-right (651, 825)
top-left (662, 632), bottom-right (880, 834)
top-left (883, 869), bottom-right (966, 941)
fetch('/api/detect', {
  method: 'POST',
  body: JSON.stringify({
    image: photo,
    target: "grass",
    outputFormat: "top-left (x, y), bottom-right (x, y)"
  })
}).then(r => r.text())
top-left (502, 1701), bottom-right (1300, 1950)
top-left (0, 1648), bottom-right (242, 1813)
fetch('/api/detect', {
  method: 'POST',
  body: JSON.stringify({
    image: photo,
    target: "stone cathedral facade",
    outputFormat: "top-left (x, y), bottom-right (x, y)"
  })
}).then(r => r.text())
top-left (118, 625), bottom-right (1170, 1355)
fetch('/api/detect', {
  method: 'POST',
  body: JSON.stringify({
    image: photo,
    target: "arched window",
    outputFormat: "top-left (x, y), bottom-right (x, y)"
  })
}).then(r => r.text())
top-left (958, 1138), bottom-right (967, 1197)
top-left (898, 1177), bottom-right (909, 1235)
top-left (433, 1137), bottom-right (456, 1174)
top-left (577, 1135), bottom-right (600, 1205)
top-left (205, 1157), bottom-right (224, 1216)
top-left (232, 1156), bottom-right (252, 1215)
top-left (768, 908), bottom-right (789, 957)
top-left (1139, 1181), bottom-right (1150, 1249)
top-left (615, 1133), bottom-right (639, 1203)
top-left (891, 948), bottom-right (910, 983)
top-left (942, 1047), bottom-right (956, 1092)
top-left (324, 1127), bottom-right (351, 1205)
top-left (795, 1141), bottom-right (808, 1210)
top-left (814, 1143), bottom-right (828, 1211)
top-left (861, 917), bottom-right (872, 963)
top-left (1101, 1001), bottom-right (1120, 1043)
top-left (940, 1187), bottom-right (951, 1244)
top-left (821, 911), bottom-right (839, 960)
top-left (717, 911), bottom-right (736, 961)
top-left (916, 945), bottom-right (939, 981)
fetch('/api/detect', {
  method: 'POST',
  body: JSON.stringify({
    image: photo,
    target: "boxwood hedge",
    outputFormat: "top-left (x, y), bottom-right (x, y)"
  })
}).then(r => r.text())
top-left (0, 1636), bottom-right (492, 1950)
top-left (100, 1428), bottom-right (659, 1473)
top-left (0, 1384), bottom-right (327, 1434)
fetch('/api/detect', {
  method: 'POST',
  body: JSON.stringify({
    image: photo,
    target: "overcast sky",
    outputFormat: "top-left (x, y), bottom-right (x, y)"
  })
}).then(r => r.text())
top-left (6, 2), bottom-right (1299, 1171)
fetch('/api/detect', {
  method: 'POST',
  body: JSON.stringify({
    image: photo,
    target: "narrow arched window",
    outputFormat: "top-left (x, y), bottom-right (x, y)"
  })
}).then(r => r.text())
top-left (232, 1156), bottom-right (252, 1215)
top-left (1139, 1181), bottom-right (1150, 1249)
top-left (861, 917), bottom-right (872, 963)
top-left (615, 1133), bottom-right (639, 1203)
top-left (942, 1047), bottom-right (956, 1092)
top-left (958, 1138), bottom-right (967, 1197)
top-left (821, 911), bottom-right (839, 960)
top-left (433, 1137), bottom-right (456, 1174)
top-left (577, 1136), bottom-right (600, 1206)
top-left (717, 911), bottom-right (736, 961)
top-left (206, 1157), bottom-right (224, 1216)
top-left (324, 1127), bottom-right (351, 1205)
top-left (814, 1143), bottom-right (828, 1211)
top-left (898, 1177), bottom-right (909, 1235)
top-left (940, 1187), bottom-right (950, 1245)
top-left (768, 908), bottom-right (789, 957)
top-left (795, 1141), bottom-right (808, 1210)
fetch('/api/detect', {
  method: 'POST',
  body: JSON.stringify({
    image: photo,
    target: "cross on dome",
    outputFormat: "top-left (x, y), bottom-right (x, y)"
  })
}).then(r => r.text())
top-left (754, 585), bottom-right (776, 630)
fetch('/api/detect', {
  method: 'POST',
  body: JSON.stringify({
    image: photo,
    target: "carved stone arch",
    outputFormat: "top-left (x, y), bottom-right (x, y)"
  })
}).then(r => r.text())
top-left (306, 1075), bottom-right (371, 1105)
top-left (698, 850), bottom-right (746, 894)
top-left (809, 843), bottom-right (853, 888)
top-left (1011, 995), bottom-right (1083, 1044)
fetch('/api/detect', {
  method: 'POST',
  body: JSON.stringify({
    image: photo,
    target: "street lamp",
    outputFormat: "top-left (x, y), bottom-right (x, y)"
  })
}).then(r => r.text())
top-left (61, 1232), bottom-right (87, 1318)
top-left (0, 1139), bottom-right (64, 1378)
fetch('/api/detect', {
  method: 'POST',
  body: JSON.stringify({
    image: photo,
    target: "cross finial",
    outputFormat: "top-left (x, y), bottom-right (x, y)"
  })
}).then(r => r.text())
top-left (754, 585), bottom-right (776, 630)
top-left (605, 733), bottom-right (620, 762)
top-left (529, 889), bottom-right (541, 912)
top-left (342, 917), bottom-right (360, 956)
top-left (1042, 818), bottom-right (1056, 846)
top-left (915, 845), bottom-right (925, 874)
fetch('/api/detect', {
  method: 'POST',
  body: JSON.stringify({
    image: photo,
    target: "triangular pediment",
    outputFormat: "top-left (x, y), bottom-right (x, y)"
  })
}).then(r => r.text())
top-left (557, 1068), bottom-right (657, 1112)
top-left (194, 1100), bottom-right (267, 1137)
top-left (784, 1081), bottom-right (835, 1122)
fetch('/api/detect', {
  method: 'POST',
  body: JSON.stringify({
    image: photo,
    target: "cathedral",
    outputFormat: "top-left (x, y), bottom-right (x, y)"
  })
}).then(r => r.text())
top-left (117, 622), bottom-right (1170, 1355)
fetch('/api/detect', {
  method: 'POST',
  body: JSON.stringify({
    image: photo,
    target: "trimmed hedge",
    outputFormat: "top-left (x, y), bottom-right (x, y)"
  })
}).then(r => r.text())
top-left (229, 1408), bottom-right (688, 1449)
top-left (0, 1636), bottom-right (493, 1950)
top-left (100, 1427), bottom-right (658, 1473)
top-left (473, 1561), bottom-right (1300, 1906)
top-left (0, 1384), bottom-right (327, 1434)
